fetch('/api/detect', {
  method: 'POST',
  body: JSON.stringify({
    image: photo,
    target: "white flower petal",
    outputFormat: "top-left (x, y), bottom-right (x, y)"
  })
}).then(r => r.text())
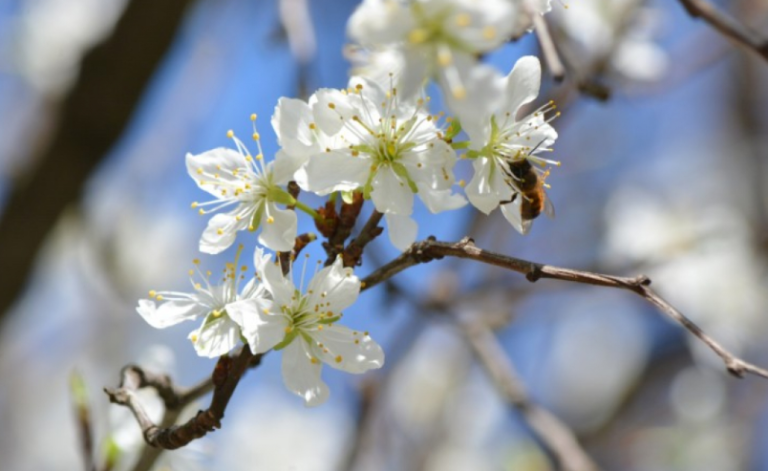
top-left (347, 0), bottom-right (415, 45)
top-left (272, 97), bottom-right (315, 152)
top-left (500, 195), bottom-right (529, 234)
top-left (312, 325), bottom-right (384, 374)
top-left (189, 317), bottom-right (241, 358)
top-left (136, 299), bottom-right (208, 329)
top-left (307, 257), bottom-right (361, 314)
top-left (227, 298), bottom-right (288, 354)
top-left (399, 48), bottom-right (430, 98)
top-left (257, 253), bottom-right (296, 308)
top-left (312, 88), bottom-right (357, 136)
top-left (186, 148), bottom-right (248, 196)
top-left (465, 157), bottom-right (509, 214)
top-left (271, 150), bottom-right (306, 185)
top-left (417, 184), bottom-right (467, 214)
top-left (303, 150), bottom-right (371, 195)
top-left (370, 166), bottom-right (414, 215)
top-left (441, 56), bottom-right (503, 147)
top-left (385, 213), bottom-right (418, 251)
top-left (199, 211), bottom-right (248, 254)
top-left (281, 339), bottom-right (329, 407)
top-left (498, 56), bottom-right (542, 122)
top-left (258, 203), bottom-right (297, 252)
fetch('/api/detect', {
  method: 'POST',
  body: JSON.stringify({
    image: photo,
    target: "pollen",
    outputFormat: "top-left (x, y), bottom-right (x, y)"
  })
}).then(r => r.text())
top-left (267, 216), bottom-right (275, 224)
top-left (354, 339), bottom-right (360, 345)
top-left (482, 26), bottom-right (496, 40)
top-left (328, 103), bottom-right (336, 109)
top-left (217, 228), bottom-right (224, 235)
top-left (190, 334), bottom-right (198, 343)
top-left (156, 295), bottom-right (164, 301)
top-left (226, 130), bottom-right (234, 139)
top-left (148, 290), bottom-right (157, 298)
top-left (458, 179), bottom-right (466, 188)
top-left (196, 168), bottom-right (203, 175)
top-left (252, 132), bottom-right (260, 141)
top-left (335, 355), bottom-right (343, 363)
top-left (193, 258), bottom-right (201, 265)
top-left (455, 13), bottom-right (471, 27)
top-left (309, 123), bottom-right (316, 130)
top-left (408, 28), bottom-right (428, 44)
top-left (284, 326), bottom-right (293, 334)
top-left (437, 49), bottom-right (452, 67)
top-left (452, 86), bottom-right (467, 100)
top-left (188, 269), bottom-right (194, 276)
top-left (213, 310), bottom-right (223, 318)
top-left (311, 357), bottom-right (319, 364)
top-left (250, 113), bottom-right (257, 121)
top-left (191, 202), bottom-right (199, 209)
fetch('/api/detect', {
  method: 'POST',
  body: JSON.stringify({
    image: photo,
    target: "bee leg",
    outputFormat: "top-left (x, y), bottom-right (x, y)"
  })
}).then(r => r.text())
top-left (499, 193), bottom-right (518, 206)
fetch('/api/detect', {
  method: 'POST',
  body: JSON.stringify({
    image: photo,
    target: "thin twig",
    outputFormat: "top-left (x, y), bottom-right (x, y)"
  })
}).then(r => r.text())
top-left (678, 0), bottom-right (768, 62)
top-left (105, 347), bottom-right (263, 451)
top-left (361, 237), bottom-right (768, 380)
top-left (342, 210), bottom-right (384, 267)
top-left (460, 320), bottom-right (599, 471)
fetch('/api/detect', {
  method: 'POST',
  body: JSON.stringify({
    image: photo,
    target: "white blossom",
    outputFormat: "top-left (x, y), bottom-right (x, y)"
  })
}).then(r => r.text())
top-left (227, 250), bottom-right (384, 407)
top-left (464, 56), bottom-right (559, 233)
top-left (136, 246), bottom-right (264, 358)
top-left (187, 116), bottom-right (299, 254)
top-left (287, 77), bottom-right (465, 250)
top-left (552, 0), bottom-right (667, 81)
top-left (347, 0), bottom-right (516, 124)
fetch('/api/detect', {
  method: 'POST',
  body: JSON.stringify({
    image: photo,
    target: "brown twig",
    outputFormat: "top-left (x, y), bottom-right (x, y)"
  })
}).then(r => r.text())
top-left (321, 192), bottom-right (365, 264)
top-left (0, 0), bottom-right (194, 322)
top-left (361, 237), bottom-right (768, 380)
top-left (105, 347), bottom-right (263, 451)
top-left (278, 232), bottom-right (318, 275)
top-left (460, 320), bottom-right (599, 471)
top-left (341, 210), bottom-right (385, 267)
top-left (678, 0), bottom-right (768, 62)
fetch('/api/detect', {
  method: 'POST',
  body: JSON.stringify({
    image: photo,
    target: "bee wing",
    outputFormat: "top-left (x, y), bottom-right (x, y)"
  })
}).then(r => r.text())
top-left (543, 195), bottom-right (555, 219)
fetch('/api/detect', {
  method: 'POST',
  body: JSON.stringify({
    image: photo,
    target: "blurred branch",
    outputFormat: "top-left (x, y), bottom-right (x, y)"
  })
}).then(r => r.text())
top-left (460, 320), bottom-right (599, 471)
top-left (104, 347), bottom-right (262, 456)
top-left (361, 237), bottom-right (768, 380)
top-left (0, 0), bottom-right (194, 321)
top-left (678, 0), bottom-right (768, 61)
top-left (532, 13), bottom-right (565, 81)
top-left (70, 371), bottom-right (97, 471)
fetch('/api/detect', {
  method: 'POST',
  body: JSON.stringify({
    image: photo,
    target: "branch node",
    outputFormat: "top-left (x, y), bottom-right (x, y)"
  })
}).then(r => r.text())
top-left (526, 264), bottom-right (542, 282)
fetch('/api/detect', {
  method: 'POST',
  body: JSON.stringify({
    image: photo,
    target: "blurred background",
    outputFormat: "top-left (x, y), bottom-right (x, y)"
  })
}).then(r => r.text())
top-left (1, 0), bottom-right (768, 470)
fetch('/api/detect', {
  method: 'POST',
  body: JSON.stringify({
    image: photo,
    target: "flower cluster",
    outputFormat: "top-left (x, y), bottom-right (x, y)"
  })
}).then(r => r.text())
top-left (137, 0), bottom-right (562, 407)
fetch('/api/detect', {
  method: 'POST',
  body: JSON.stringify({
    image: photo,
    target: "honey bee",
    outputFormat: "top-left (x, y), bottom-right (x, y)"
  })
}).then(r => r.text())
top-left (500, 143), bottom-right (554, 235)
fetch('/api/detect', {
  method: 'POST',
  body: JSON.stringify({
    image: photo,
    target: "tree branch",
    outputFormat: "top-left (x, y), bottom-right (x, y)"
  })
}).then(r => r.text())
top-left (678, 0), bottom-right (768, 62)
top-left (0, 0), bottom-right (195, 321)
top-left (460, 320), bottom-right (599, 471)
top-left (361, 237), bottom-right (768, 380)
top-left (104, 347), bottom-right (263, 451)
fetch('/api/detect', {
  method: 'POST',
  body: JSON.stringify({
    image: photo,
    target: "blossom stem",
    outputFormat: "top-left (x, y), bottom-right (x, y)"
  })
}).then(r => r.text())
top-left (451, 141), bottom-right (470, 150)
top-left (293, 199), bottom-right (323, 221)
